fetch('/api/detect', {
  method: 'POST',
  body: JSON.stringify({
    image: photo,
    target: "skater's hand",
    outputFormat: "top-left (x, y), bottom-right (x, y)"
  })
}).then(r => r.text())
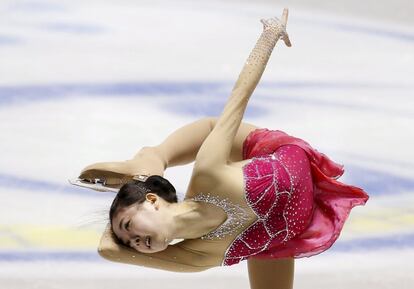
top-left (98, 223), bottom-right (123, 251)
top-left (260, 8), bottom-right (291, 47)
top-left (128, 146), bottom-right (167, 177)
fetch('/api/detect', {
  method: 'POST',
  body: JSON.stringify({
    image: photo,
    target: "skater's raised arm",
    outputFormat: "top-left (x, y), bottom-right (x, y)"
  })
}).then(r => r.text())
top-left (195, 9), bottom-right (291, 170)
top-left (147, 117), bottom-right (258, 168)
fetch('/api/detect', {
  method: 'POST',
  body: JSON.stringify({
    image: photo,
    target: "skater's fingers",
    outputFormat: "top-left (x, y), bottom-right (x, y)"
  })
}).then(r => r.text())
top-left (283, 34), bottom-right (292, 47)
top-left (281, 8), bottom-right (289, 26)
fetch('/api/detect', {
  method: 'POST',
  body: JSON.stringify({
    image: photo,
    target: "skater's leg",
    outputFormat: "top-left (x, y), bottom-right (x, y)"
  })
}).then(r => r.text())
top-left (247, 257), bottom-right (294, 289)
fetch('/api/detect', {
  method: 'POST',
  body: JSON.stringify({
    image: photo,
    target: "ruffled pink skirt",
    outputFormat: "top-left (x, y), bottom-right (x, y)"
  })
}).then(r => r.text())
top-left (242, 128), bottom-right (369, 259)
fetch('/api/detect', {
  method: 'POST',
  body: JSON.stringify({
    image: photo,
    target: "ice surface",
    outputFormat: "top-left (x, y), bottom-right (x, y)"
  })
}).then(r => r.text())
top-left (0, 0), bottom-right (413, 288)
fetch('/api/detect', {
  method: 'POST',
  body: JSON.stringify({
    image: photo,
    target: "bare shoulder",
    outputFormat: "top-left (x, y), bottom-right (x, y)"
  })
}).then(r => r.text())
top-left (186, 163), bottom-right (247, 208)
top-left (190, 163), bottom-right (241, 188)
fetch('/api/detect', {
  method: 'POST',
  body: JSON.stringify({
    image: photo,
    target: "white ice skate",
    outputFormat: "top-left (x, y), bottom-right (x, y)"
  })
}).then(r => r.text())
top-left (69, 161), bottom-right (150, 193)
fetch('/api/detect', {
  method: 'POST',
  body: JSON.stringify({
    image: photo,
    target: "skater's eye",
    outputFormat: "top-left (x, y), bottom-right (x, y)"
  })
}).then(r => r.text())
top-left (119, 218), bottom-right (131, 232)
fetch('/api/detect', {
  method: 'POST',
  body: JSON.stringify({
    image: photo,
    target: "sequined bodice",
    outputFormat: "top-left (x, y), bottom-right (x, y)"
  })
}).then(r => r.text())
top-left (191, 193), bottom-right (250, 240)
top-left (222, 145), bottom-right (314, 266)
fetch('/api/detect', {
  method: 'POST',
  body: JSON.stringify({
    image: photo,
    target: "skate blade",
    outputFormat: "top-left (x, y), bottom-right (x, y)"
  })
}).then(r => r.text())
top-left (169, 238), bottom-right (185, 245)
top-left (68, 178), bottom-right (119, 193)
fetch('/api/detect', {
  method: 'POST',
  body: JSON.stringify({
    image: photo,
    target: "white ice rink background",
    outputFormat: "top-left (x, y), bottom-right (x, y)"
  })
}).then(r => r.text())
top-left (0, 0), bottom-right (413, 288)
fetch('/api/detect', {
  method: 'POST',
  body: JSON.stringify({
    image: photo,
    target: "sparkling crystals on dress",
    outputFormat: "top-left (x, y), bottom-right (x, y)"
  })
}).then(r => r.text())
top-left (191, 193), bottom-right (250, 240)
top-left (222, 145), bottom-right (314, 266)
top-left (221, 128), bottom-right (369, 265)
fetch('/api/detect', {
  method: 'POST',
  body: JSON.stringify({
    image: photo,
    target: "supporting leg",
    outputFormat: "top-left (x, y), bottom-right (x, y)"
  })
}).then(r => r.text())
top-left (247, 257), bottom-right (294, 289)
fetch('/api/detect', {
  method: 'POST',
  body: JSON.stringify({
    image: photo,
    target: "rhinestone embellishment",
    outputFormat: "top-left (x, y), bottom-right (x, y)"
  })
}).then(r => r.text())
top-left (191, 193), bottom-right (250, 240)
top-left (222, 145), bottom-right (315, 266)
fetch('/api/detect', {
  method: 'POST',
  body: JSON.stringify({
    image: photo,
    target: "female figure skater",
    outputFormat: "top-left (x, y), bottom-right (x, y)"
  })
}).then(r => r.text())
top-left (73, 9), bottom-right (368, 289)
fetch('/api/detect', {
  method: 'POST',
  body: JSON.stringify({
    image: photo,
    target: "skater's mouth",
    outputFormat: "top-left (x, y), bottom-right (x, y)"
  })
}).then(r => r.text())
top-left (145, 236), bottom-right (151, 249)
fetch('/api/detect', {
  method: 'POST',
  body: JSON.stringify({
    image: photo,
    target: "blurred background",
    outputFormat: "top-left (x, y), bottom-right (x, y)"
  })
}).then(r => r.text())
top-left (0, 0), bottom-right (413, 288)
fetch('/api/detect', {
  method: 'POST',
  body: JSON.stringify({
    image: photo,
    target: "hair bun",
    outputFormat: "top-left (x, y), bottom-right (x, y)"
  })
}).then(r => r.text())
top-left (144, 175), bottom-right (177, 202)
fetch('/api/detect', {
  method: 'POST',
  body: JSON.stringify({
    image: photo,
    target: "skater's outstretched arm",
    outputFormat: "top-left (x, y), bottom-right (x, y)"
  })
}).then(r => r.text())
top-left (98, 224), bottom-right (212, 272)
top-left (195, 9), bottom-right (291, 170)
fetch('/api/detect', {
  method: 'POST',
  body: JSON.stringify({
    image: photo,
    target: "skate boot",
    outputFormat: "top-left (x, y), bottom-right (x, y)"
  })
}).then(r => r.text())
top-left (69, 161), bottom-right (149, 193)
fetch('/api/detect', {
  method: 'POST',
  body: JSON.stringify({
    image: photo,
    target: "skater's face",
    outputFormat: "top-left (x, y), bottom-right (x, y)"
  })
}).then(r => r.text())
top-left (112, 193), bottom-right (171, 253)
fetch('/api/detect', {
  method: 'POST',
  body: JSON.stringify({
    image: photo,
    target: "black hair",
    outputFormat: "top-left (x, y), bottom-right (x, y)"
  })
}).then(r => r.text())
top-left (109, 175), bottom-right (177, 226)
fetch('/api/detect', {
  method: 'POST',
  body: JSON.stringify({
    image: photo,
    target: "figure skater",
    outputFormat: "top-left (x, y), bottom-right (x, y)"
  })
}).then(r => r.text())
top-left (72, 9), bottom-right (368, 289)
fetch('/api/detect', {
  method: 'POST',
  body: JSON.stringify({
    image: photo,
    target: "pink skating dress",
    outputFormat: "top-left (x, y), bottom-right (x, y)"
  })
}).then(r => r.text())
top-left (222, 129), bottom-right (369, 266)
